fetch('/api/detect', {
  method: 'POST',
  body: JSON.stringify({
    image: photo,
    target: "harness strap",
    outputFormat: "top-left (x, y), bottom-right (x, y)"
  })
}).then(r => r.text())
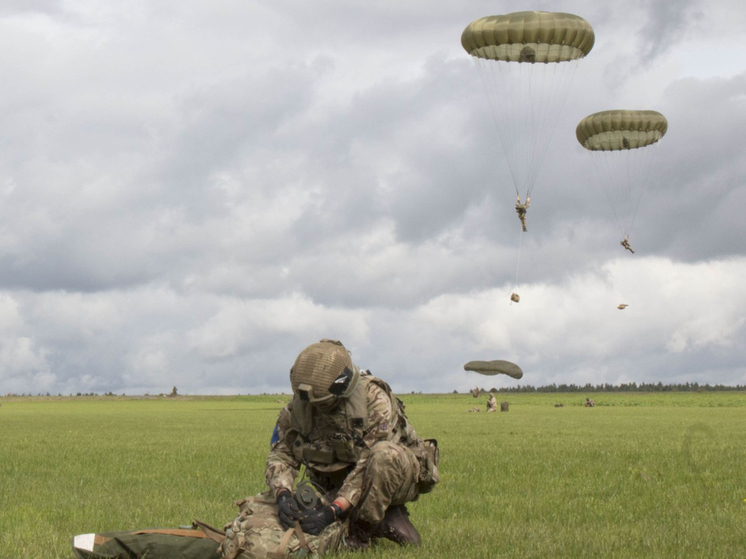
top-left (132, 528), bottom-right (211, 539)
top-left (294, 521), bottom-right (310, 551)
top-left (267, 527), bottom-right (296, 559)
top-left (192, 519), bottom-right (227, 543)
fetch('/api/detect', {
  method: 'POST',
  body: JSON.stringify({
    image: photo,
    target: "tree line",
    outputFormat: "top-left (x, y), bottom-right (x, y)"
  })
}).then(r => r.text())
top-left (476, 382), bottom-right (746, 393)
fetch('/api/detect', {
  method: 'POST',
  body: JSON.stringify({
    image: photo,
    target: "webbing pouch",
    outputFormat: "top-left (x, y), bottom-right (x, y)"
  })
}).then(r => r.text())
top-left (303, 446), bottom-right (334, 464)
top-left (416, 439), bottom-right (440, 494)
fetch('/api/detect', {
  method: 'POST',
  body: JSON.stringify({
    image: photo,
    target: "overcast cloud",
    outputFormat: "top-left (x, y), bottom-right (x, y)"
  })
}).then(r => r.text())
top-left (1, 0), bottom-right (744, 396)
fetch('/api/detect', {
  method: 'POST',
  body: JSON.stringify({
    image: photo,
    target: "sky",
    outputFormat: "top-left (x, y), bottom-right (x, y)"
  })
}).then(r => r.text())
top-left (0, 0), bottom-right (744, 396)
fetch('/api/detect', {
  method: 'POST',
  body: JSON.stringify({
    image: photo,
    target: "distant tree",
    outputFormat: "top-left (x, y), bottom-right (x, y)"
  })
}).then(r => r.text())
top-left (493, 381), bottom-right (745, 393)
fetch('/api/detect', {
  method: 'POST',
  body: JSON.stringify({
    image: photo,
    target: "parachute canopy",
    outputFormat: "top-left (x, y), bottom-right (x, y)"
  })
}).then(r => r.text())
top-left (461, 11), bottom-right (595, 63)
top-left (576, 110), bottom-right (668, 151)
top-left (461, 11), bottom-right (595, 232)
top-left (576, 109), bottom-right (669, 245)
top-left (464, 360), bottom-right (523, 379)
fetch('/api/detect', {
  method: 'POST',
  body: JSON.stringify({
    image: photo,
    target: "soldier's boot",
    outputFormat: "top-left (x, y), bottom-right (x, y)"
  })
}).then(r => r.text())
top-left (371, 505), bottom-right (421, 547)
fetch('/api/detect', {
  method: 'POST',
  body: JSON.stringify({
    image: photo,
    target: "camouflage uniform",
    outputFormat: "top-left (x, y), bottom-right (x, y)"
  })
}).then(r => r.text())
top-left (515, 195), bottom-right (530, 232)
top-left (620, 237), bottom-right (634, 253)
top-left (266, 373), bottom-right (430, 527)
top-left (486, 394), bottom-right (497, 412)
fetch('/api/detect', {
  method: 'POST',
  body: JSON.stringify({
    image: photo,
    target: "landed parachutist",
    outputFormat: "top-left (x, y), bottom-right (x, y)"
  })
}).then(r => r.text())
top-left (620, 236), bottom-right (634, 254)
top-left (515, 195), bottom-right (530, 232)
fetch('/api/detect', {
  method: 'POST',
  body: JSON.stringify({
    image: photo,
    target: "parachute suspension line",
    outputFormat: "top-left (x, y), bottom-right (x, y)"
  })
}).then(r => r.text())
top-left (523, 58), bottom-right (583, 200)
top-left (474, 59), bottom-right (530, 233)
top-left (475, 57), bottom-right (584, 234)
top-left (591, 151), bottom-right (626, 238)
top-left (473, 58), bottom-right (521, 198)
top-left (626, 142), bottom-right (659, 237)
top-left (523, 61), bottom-right (541, 199)
top-left (524, 62), bottom-right (553, 199)
top-left (621, 142), bottom-right (637, 238)
top-left (511, 227), bottom-right (524, 305)
top-left (489, 59), bottom-right (521, 196)
top-left (590, 141), bottom-right (660, 242)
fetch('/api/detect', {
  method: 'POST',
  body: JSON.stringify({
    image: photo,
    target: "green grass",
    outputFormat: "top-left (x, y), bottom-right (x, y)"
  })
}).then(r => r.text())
top-left (1, 392), bottom-right (745, 558)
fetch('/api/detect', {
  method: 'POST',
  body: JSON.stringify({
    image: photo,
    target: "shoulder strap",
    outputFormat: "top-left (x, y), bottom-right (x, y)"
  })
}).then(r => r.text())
top-left (342, 374), bottom-right (370, 433)
top-left (266, 522), bottom-right (311, 559)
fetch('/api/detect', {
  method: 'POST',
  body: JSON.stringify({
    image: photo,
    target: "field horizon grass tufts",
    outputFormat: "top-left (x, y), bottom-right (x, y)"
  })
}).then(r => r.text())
top-left (1, 392), bottom-right (745, 558)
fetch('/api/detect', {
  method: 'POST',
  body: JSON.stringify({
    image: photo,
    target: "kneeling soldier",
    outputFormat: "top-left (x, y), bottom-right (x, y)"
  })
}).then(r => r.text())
top-left (266, 339), bottom-right (439, 550)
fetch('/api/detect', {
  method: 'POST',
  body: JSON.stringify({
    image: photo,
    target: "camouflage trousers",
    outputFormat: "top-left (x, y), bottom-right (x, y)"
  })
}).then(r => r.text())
top-left (354, 441), bottom-right (420, 526)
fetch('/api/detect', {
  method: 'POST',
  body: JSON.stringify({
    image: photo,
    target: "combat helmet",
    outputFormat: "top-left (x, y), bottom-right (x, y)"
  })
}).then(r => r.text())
top-left (290, 339), bottom-right (361, 405)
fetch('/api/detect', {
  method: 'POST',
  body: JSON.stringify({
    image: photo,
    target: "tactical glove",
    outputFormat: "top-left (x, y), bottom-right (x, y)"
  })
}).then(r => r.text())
top-left (276, 490), bottom-right (302, 530)
top-left (299, 504), bottom-right (340, 535)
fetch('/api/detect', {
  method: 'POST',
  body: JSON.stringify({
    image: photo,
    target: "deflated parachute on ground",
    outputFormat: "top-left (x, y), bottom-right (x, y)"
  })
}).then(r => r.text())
top-left (464, 360), bottom-right (523, 379)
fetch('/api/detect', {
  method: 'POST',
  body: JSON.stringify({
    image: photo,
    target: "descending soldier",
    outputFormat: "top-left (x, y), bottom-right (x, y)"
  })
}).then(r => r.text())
top-left (266, 339), bottom-right (439, 551)
top-left (515, 195), bottom-right (530, 232)
top-left (620, 236), bottom-right (634, 253)
top-left (486, 394), bottom-right (497, 413)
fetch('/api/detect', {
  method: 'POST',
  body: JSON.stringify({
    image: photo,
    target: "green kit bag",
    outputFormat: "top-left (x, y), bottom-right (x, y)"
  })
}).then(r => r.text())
top-left (72, 527), bottom-right (222, 559)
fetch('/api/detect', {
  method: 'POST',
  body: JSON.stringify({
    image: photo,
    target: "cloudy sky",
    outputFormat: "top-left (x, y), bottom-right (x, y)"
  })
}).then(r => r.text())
top-left (1, 0), bottom-right (744, 396)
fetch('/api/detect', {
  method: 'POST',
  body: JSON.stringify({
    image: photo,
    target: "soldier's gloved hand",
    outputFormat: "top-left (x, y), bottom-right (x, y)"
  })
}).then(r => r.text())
top-left (276, 490), bottom-right (301, 530)
top-left (299, 504), bottom-right (341, 535)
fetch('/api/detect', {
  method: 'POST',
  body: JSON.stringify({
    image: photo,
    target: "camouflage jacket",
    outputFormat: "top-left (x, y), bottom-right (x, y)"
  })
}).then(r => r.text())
top-left (265, 374), bottom-right (416, 506)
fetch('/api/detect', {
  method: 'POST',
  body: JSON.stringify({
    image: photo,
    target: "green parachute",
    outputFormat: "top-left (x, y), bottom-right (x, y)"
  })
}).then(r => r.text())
top-left (462, 11), bottom-right (595, 232)
top-left (576, 109), bottom-right (668, 252)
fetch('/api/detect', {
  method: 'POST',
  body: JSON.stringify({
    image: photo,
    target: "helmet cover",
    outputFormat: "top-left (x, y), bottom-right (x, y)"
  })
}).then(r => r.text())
top-left (290, 339), bottom-right (359, 404)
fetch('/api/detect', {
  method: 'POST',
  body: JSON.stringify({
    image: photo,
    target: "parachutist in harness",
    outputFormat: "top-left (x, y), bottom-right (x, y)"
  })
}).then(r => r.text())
top-left (620, 236), bottom-right (634, 253)
top-left (515, 195), bottom-right (530, 232)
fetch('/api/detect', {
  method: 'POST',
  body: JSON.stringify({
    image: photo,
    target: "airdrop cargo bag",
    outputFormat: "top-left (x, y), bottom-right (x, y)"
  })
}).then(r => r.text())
top-left (220, 492), bottom-right (348, 559)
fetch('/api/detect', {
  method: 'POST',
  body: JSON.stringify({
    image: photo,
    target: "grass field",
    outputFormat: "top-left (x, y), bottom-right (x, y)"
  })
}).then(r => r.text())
top-left (1, 392), bottom-right (745, 558)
